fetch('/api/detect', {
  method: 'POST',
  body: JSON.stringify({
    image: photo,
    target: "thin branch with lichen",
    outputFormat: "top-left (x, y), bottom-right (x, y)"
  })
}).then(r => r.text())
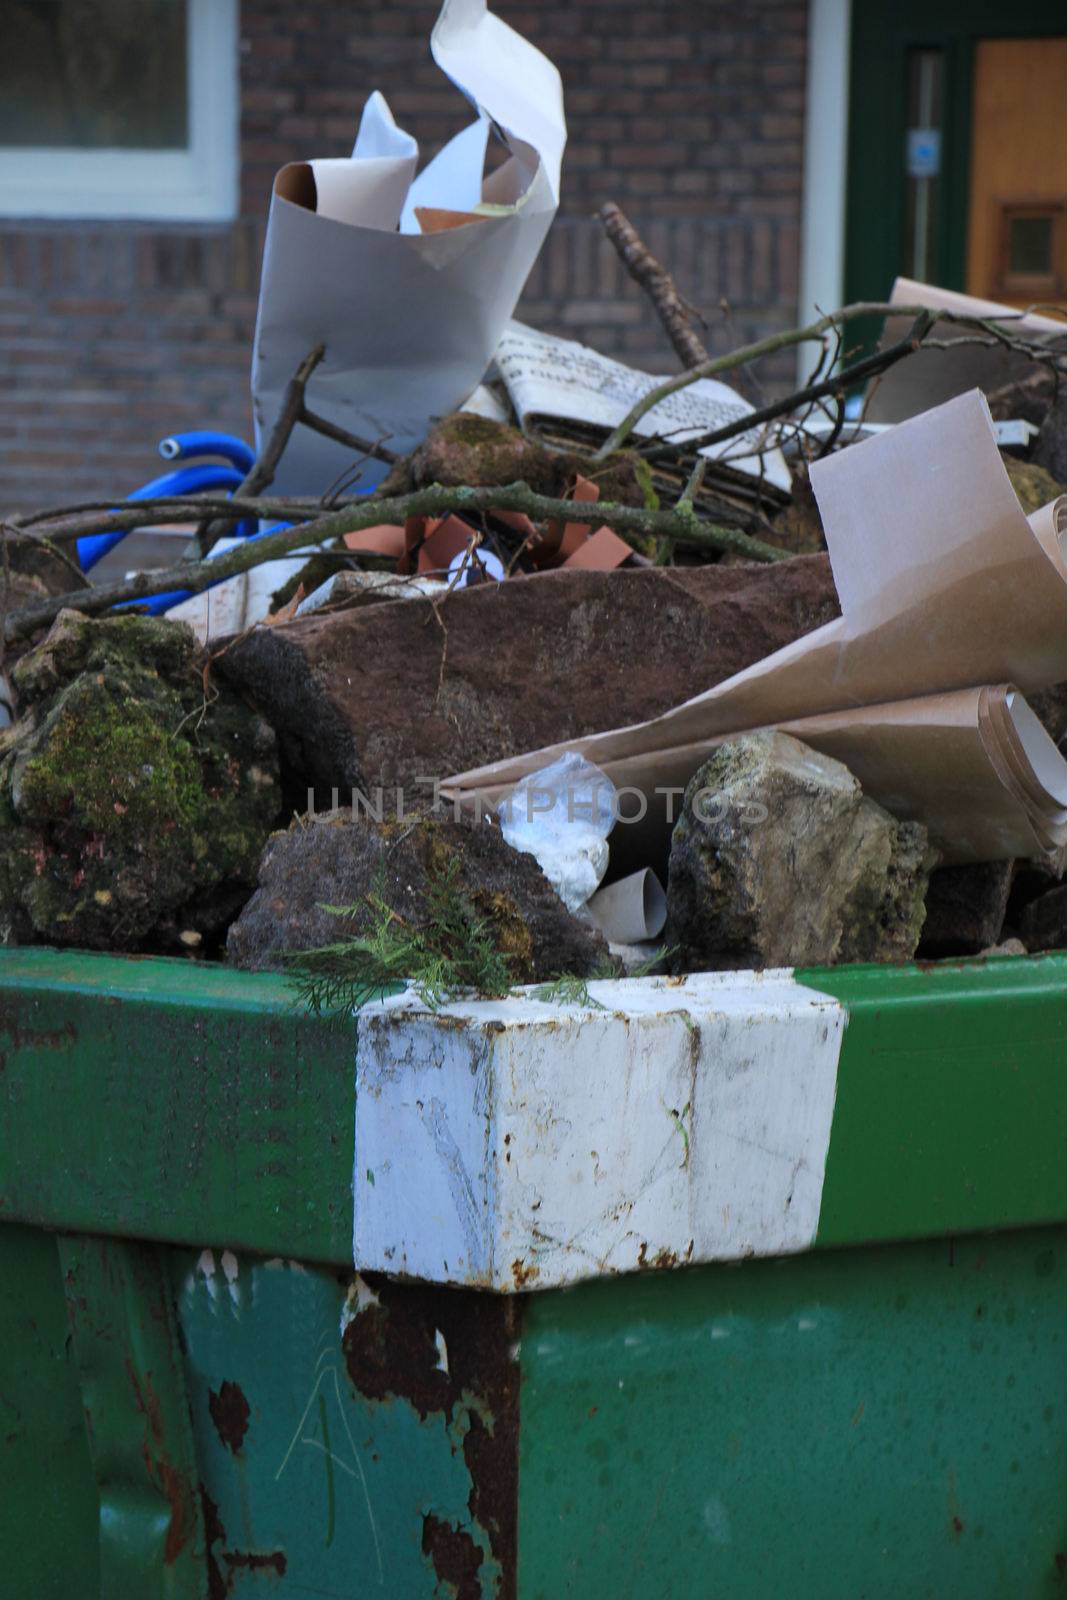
top-left (3, 480), bottom-right (789, 646)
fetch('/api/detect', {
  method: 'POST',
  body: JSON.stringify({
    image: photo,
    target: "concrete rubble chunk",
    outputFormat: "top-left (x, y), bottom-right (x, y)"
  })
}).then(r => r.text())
top-left (295, 570), bottom-right (448, 617)
top-left (227, 811), bottom-right (609, 981)
top-left (215, 554), bottom-right (840, 811)
top-left (1028, 679), bottom-right (1067, 747)
top-left (919, 861), bottom-right (1014, 956)
top-left (666, 730), bottom-right (936, 970)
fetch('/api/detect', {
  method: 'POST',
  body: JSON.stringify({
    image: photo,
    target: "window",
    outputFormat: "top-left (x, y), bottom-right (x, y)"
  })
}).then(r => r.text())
top-left (995, 202), bottom-right (1066, 299)
top-left (0, 0), bottom-right (237, 221)
top-left (902, 48), bottom-right (945, 285)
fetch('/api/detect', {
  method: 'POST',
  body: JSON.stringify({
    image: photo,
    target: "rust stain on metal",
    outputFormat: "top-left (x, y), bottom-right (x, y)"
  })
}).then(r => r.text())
top-left (0, 1002), bottom-right (77, 1072)
top-left (343, 1276), bottom-right (521, 1597)
top-left (208, 1379), bottom-right (251, 1454)
top-left (422, 1512), bottom-right (483, 1600)
top-left (201, 1488), bottom-right (228, 1600)
top-left (222, 1550), bottom-right (288, 1580)
top-left (202, 1485), bottom-right (287, 1594)
top-left (510, 1257), bottom-right (539, 1289)
top-left (124, 1357), bottom-right (192, 1566)
top-left (636, 1242), bottom-right (680, 1271)
top-left (159, 1460), bottom-right (192, 1566)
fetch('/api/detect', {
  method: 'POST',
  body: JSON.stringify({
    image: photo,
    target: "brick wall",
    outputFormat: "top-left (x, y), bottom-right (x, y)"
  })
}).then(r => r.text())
top-left (0, 0), bottom-right (807, 512)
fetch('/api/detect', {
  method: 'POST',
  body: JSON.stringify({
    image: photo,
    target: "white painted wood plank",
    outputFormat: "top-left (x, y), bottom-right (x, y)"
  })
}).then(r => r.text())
top-left (354, 971), bottom-right (845, 1292)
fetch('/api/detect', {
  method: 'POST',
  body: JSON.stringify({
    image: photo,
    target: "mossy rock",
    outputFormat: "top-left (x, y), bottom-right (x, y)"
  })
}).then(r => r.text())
top-left (227, 809), bottom-right (608, 981)
top-left (379, 413), bottom-right (649, 510)
top-left (0, 611), bottom-right (280, 952)
top-left (767, 462), bottom-right (826, 555)
top-left (1003, 454), bottom-right (1065, 516)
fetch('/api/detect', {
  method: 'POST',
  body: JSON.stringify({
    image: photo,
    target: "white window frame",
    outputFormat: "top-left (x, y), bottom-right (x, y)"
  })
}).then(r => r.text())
top-left (0, 0), bottom-right (238, 222)
top-left (797, 0), bottom-right (852, 381)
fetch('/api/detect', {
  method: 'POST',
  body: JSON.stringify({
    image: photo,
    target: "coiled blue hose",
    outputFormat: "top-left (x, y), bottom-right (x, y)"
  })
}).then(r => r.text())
top-left (157, 432), bottom-right (256, 474)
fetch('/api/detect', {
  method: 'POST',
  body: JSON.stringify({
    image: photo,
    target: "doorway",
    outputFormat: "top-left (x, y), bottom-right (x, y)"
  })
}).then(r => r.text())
top-left (844, 1), bottom-right (1067, 309)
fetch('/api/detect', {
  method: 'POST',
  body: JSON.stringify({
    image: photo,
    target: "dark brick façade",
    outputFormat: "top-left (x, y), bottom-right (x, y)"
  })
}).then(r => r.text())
top-left (0, 0), bottom-right (807, 511)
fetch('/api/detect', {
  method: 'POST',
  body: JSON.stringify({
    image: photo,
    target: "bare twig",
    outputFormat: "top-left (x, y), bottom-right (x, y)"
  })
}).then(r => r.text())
top-left (298, 407), bottom-right (399, 466)
top-left (814, 390), bottom-right (847, 460)
top-left (599, 202), bottom-right (709, 369)
top-left (636, 312), bottom-right (933, 463)
top-left (714, 298), bottom-right (765, 406)
top-left (195, 343), bottom-right (326, 556)
top-left (2, 481), bottom-right (790, 647)
top-left (15, 496), bottom-right (341, 546)
top-left (677, 457), bottom-right (707, 509)
top-left (250, 345), bottom-right (326, 493)
top-left (593, 300), bottom-right (1067, 460)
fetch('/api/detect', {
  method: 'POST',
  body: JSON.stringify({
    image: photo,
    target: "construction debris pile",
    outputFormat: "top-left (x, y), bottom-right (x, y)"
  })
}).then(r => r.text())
top-left (2, 0), bottom-right (1067, 1001)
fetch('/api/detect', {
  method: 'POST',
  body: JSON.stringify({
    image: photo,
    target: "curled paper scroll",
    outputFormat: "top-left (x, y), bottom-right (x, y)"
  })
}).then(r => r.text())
top-left (586, 869), bottom-right (668, 944)
top-left (251, 0), bottom-right (565, 495)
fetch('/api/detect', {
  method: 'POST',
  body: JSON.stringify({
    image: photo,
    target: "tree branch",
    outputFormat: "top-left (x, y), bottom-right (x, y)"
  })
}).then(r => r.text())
top-left (195, 343), bottom-right (326, 555)
top-left (14, 496), bottom-right (337, 546)
top-left (640, 309), bottom-right (937, 462)
top-left (592, 300), bottom-right (1067, 460)
top-left (3, 481), bottom-right (789, 646)
top-left (297, 406), bottom-right (399, 466)
top-left (599, 201), bottom-right (709, 369)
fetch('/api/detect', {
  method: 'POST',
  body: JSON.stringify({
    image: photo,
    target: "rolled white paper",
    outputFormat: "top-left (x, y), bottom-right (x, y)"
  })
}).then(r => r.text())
top-left (586, 868), bottom-right (667, 944)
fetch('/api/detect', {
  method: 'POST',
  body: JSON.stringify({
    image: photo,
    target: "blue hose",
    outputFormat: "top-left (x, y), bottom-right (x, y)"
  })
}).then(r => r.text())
top-left (77, 463), bottom-right (247, 573)
top-left (157, 432), bottom-right (255, 474)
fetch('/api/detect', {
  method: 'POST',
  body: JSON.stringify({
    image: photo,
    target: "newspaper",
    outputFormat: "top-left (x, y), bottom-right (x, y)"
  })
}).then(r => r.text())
top-left (493, 322), bottom-right (792, 493)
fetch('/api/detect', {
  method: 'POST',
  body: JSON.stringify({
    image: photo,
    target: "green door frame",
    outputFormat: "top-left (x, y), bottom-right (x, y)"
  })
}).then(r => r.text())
top-left (844, 0), bottom-right (1067, 308)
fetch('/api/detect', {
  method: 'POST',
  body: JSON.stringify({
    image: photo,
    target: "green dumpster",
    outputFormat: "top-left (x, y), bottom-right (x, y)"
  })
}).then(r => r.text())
top-left (1, 946), bottom-right (1064, 1597)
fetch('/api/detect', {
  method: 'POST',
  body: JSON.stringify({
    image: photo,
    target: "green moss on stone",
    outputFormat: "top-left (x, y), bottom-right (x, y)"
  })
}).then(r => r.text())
top-left (0, 614), bottom-right (280, 951)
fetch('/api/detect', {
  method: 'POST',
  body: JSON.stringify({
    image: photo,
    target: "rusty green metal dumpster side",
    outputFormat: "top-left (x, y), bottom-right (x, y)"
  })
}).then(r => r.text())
top-left (0, 948), bottom-right (1064, 1598)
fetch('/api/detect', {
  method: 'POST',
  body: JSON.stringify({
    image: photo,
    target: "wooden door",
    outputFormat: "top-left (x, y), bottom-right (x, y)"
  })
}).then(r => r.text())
top-left (965, 38), bottom-right (1067, 304)
top-left (845, 2), bottom-right (1067, 316)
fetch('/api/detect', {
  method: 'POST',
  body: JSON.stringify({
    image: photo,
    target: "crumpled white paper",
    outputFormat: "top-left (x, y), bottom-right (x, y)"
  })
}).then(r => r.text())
top-left (250, 0), bottom-right (565, 495)
top-left (498, 754), bottom-right (616, 913)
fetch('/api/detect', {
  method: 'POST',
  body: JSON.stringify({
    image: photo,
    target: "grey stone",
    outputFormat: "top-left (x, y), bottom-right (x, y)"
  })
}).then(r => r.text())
top-left (985, 366), bottom-right (1055, 427)
top-left (919, 861), bottom-right (1014, 956)
top-left (666, 730), bottom-right (935, 970)
top-left (1032, 384), bottom-right (1067, 487)
top-left (1019, 883), bottom-right (1067, 953)
top-left (227, 810), bottom-right (609, 981)
top-left (979, 938), bottom-right (1027, 958)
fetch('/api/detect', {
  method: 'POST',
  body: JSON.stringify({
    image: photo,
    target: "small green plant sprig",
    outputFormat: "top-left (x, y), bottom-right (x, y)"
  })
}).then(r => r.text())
top-left (529, 946), bottom-right (676, 1008)
top-left (289, 857), bottom-right (514, 1017)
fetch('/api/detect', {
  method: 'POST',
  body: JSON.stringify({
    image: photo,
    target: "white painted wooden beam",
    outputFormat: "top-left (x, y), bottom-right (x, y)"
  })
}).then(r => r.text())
top-left (354, 972), bottom-right (845, 1293)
